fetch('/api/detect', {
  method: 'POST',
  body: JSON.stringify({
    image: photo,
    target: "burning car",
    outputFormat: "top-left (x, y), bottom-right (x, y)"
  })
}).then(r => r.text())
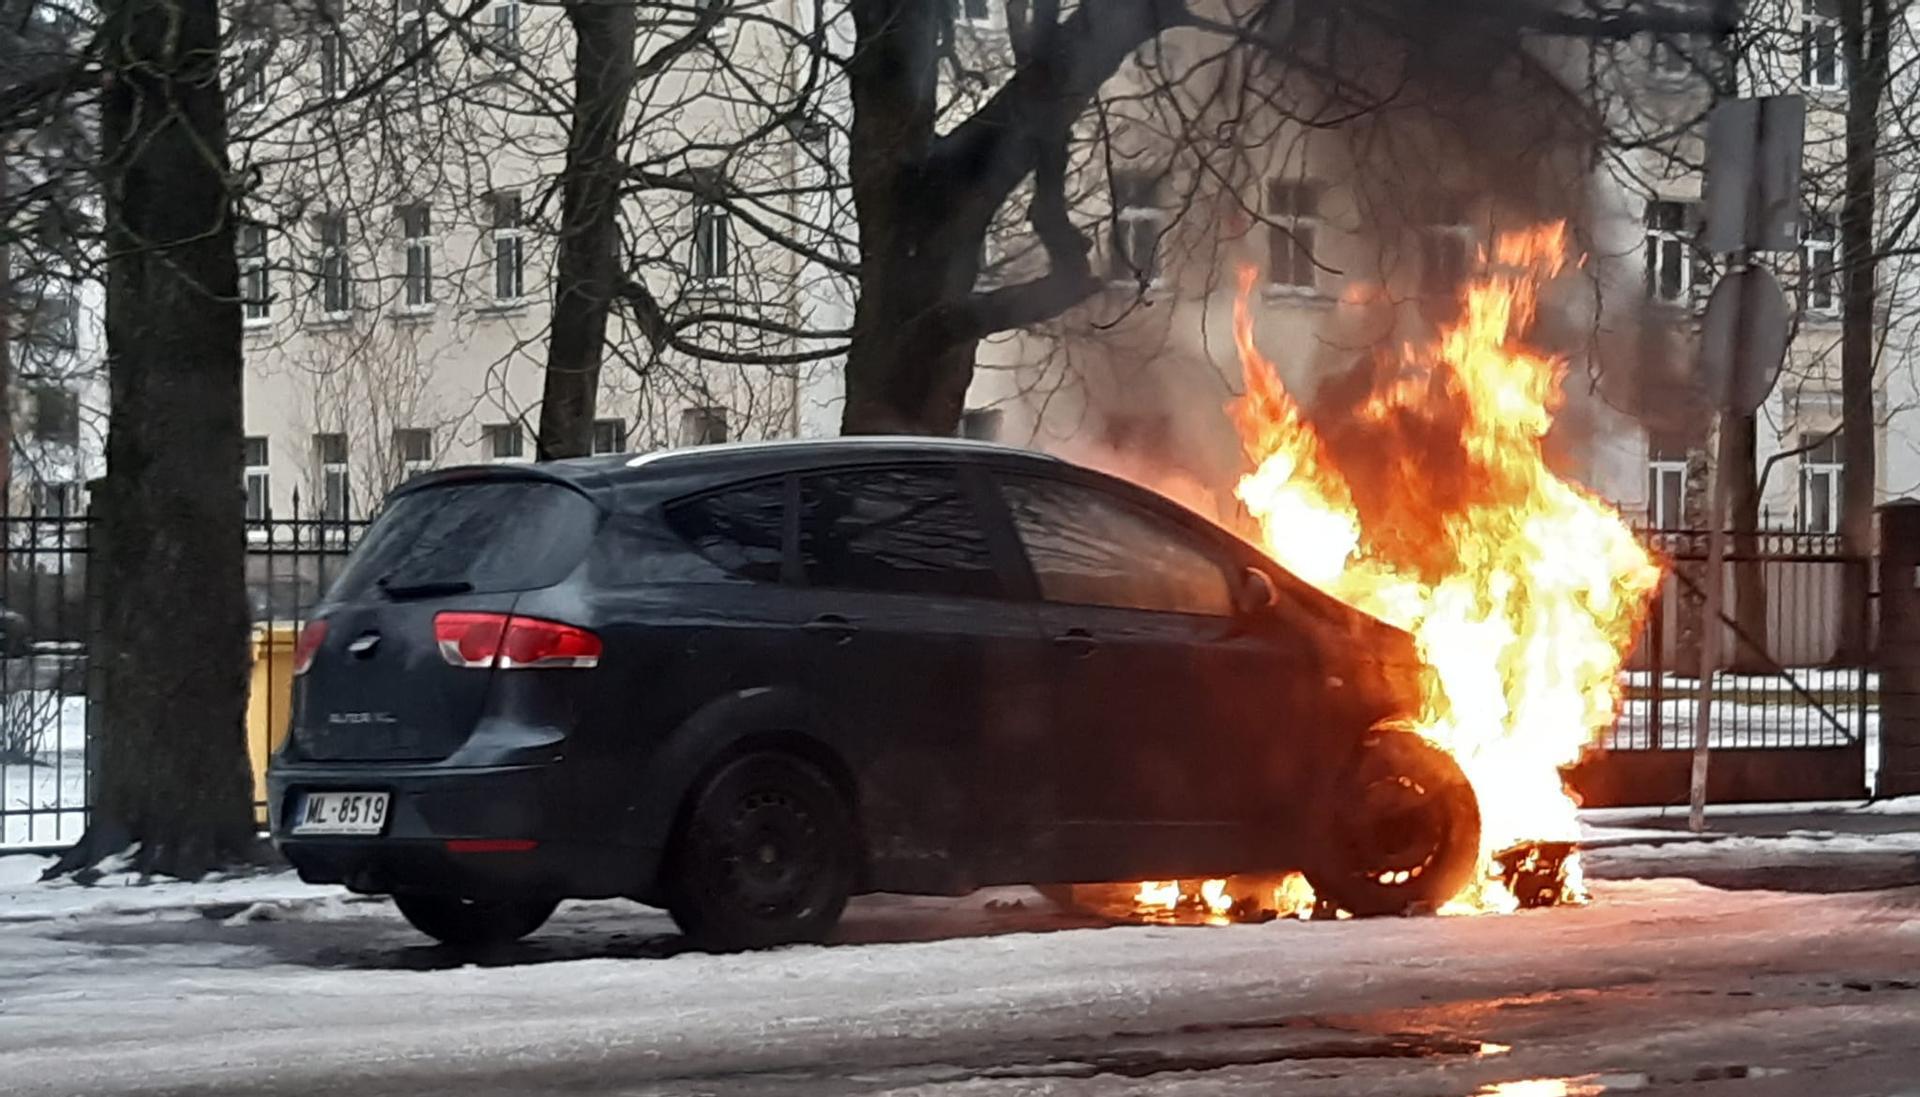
top-left (268, 437), bottom-right (1484, 951)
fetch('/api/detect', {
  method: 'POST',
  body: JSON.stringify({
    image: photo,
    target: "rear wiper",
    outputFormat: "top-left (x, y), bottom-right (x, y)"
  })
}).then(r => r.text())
top-left (375, 576), bottom-right (474, 600)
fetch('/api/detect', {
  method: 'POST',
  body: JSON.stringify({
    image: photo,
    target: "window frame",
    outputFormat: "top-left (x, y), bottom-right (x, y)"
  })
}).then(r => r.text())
top-left (1801, 212), bottom-right (1839, 317)
top-left (398, 202), bottom-right (434, 312)
top-left (483, 422), bottom-right (527, 463)
top-left (489, 191), bottom-right (525, 304)
top-left (1646, 455), bottom-right (1688, 530)
top-left (1802, 1), bottom-right (1843, 91)
top-left (245, 435), bottom-right (272, 521)
top-left (1265, 178), bottom-right (1321, 293)
top-left (1643, 199), bottom-right (1700, 306)
top-left (691, 200), bottom-right (732, 285)
top-left (1108, 172), bottom-right (1166, 287)
top-left (238, 222), bottom-right (271, 324)
top-left (315, 212), bottom-right (353, 319)
top-left (992, 470), bottom-right (1240, 618)
top-left (590, 417), bottom-right (628, 455)
top-left (314, 432), bottom-right (351, 522)
top-left (394, 427), bottom-right (434, 475)
top-left (488, 0), bottom-right (522, 55)
top-left (1799, 431), bottom-right (1844, 534)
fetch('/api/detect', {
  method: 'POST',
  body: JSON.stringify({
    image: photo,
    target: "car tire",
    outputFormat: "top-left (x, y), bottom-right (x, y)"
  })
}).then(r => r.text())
top-left (665, 751), bottom-right (858, 952)
top-left (1305, 728), bottom-right (1481, 917)
top-left (392, 894), bottom-right (558, 948)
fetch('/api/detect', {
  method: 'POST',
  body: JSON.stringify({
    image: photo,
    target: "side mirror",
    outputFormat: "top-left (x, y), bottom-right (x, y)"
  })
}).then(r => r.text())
top-left (1235, 566), bottom-right (1280, 617)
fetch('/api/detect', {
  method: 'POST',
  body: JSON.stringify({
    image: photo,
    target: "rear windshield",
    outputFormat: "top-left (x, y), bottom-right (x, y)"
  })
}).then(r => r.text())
top-left (331, 480), bottom-right (600, 601)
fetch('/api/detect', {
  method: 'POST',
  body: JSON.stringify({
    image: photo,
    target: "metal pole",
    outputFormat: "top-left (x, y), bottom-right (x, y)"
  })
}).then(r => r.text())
top-left (1690, 414), bottom-right (1731, 832)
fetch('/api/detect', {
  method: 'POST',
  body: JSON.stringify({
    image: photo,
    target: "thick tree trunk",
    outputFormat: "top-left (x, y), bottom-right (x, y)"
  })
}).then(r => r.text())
top-left (1833, 0), bottom-right (1889, 667)
top-left (537, 1), bottom-right (637, 460)
top-left (49, 0), bottom-right (255, 879)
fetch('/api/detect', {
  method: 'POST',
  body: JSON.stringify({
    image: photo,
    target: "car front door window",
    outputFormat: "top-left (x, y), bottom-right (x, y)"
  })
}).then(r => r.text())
top-left (998, 475), bottom-right (1233, 615)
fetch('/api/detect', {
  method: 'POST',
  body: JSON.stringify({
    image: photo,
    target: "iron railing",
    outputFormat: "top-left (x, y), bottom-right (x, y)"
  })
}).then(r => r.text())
top-left (0, 514), bottom-right (369, 848)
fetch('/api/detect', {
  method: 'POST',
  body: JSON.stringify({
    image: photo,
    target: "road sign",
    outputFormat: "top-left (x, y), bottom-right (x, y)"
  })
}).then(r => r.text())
top-left (1703, 96), bottom-right (1806, 254)
top-left (1698, 265), bottom-right (1789, 414)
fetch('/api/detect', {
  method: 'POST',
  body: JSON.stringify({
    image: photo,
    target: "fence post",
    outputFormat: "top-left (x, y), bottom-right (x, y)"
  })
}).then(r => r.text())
top-left (1876, 500), bottom-right (1920, 797)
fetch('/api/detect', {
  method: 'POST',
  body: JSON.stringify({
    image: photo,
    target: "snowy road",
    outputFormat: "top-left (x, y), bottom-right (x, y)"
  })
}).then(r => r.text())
top-left (3, 839), bottom-right (1920, 1097)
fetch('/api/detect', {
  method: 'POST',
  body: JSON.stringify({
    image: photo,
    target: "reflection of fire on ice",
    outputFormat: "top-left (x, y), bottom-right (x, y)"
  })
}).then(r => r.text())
top-left (1115, 224), bottom-right (1662, 919)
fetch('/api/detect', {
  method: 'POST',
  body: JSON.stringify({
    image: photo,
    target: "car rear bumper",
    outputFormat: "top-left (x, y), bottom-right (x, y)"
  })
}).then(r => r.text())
top-left (267, 762), bottom-right (648, 901)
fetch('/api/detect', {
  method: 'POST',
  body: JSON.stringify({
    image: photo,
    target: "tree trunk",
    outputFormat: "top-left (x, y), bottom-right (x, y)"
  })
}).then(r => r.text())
top-left (1724, 412), bottom-right (1772, 673)
top-left (537, 1), bottom-right (637, 460)
top-left (48, 0), bottom-right (255, 879)
top-left (1833, 0), bottom-right (1890, 667)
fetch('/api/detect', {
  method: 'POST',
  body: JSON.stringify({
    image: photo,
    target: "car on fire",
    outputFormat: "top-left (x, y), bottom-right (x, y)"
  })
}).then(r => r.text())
top-left (267, 438), bottom-right (1481, 951)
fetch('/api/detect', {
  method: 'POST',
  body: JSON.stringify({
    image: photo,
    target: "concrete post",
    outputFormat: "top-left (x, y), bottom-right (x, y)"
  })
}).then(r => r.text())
top-left (1876, 499), bottom-right (1920, 796)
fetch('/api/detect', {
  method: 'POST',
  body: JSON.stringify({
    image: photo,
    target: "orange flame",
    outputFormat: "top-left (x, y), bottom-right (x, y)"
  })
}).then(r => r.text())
top-left (1231, 223), bottom-right (1661, 911)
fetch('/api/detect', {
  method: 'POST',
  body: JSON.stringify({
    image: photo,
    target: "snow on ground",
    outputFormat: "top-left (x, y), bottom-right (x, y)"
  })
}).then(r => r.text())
top-left (0, 877), bottom-right (1915, 1097)
top-left (0, 853), bottom-right (351, 923)
top-left (0, 694), bottom-right (86, 848)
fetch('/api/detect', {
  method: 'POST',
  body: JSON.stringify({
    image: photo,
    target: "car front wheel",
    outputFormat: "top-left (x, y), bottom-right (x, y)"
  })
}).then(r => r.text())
top-left (392, 894), bottom-right (558, 948)
top-left (1306, 728), bottom-right (1481, 917)
top-left (665, 751), bottom-right (858, 952)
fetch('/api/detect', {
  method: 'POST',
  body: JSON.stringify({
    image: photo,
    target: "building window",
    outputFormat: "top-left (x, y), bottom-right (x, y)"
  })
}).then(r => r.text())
top-left (1649, 34), bottom-right (1702, 80)
top-left (692, 201), bottom-right (732, 283)
top-left (1647, 442), bottom-right (1689, 530)
top-left (1799, 430), bottom-right (1843, 534)
top-left (955, 0), bottom-right (992, 26)
top-left (235, 43), bottom-right (268, 109)
top-left (1643, 199), bottom-right (1699, 305)
top-left (394, 427), bottom-right (433, 475)
top-left (483, 422), bottom-right (526, 462)
top-left (1109, 173), bottom-right (1165, 285)
top-left (489, 192), bottom-right (524, 303)
top-left (32, 480), bottom-right (81, 519)
top-left (960, 408), bottom-right (1004, 441)
top-left (238, 223), bottom-right (271, 323)
top-left (244, 435), bottom-right (271, 521)
top-left (1266, 179), bottom-right (1320, 290)
top-left (489, 0), bottom-right (521, 54)
top-left (319, 27), bottom-right (345, 96)
top-left (399, 203), bottom-right (433, 310)
top-left (31, 385), bottom-right (79, 446)
top-left (316, 213), bottom-right (352, 317)
top-left (22, 290), bottom-right (77, 352)
top-left (1802, 0), bottom-right (1842, 90)
top-left (679, 406), bottom-right (728, 447)
top-left (1802, 213), bottom-right (1838, 315)
top-left (590, 418), bottom-right (627, 455)
top-left (397, 0), bottom-right (430, 91)
top-left (1418, 198), bottom-right (1474, 298)
top-left (314, 433), bottom-right (350, 521)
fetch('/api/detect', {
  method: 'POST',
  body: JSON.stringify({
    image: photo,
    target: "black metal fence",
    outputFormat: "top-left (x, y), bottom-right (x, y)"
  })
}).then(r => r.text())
top-left (1569, 527), bottom-right (1875, 807)
top-left (0, 515), bottom-right (368, 848)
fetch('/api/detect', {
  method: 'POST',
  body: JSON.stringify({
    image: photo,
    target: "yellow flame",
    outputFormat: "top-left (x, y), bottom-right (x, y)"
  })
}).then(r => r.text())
top-left (1230, 223), bottom-right (1661, 911)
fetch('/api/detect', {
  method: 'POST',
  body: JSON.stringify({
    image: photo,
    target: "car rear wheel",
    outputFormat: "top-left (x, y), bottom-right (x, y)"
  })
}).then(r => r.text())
top-left (665, 751), bottom-right (858, 952)
top-left (1305, 729), bottom-right (1481, 917)
top-left (392, 894), bottom-right (558, 948)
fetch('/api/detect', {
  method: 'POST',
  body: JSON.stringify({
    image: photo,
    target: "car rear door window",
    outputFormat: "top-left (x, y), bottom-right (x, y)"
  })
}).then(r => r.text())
top-left (663, 478), bottom-right (787, 583)
top-left (333, 479), bottom-right (600, 600)
top-left (999, 475), bottom-right (1233, 615)
top-left (798, 467), bottom-right (1004, 598)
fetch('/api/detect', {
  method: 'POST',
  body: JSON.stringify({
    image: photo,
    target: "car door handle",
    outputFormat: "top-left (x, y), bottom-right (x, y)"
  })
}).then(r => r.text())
top-left (804, 614), bottom-right (858, 644)
top-left (1053, 628), bottom-right (1096, 657)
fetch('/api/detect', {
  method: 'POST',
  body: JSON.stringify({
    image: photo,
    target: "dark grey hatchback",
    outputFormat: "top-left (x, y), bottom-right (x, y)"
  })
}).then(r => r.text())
top-left (268, 438), bottom-right (1480, 951)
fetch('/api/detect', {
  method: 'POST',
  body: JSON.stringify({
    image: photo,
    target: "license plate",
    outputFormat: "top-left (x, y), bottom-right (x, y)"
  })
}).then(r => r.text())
top-left (292, 791), bottom-right (390, 836)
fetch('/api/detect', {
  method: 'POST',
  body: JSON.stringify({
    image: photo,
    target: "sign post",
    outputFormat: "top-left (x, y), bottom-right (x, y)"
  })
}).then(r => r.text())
top-left (1688, 96), bottom-right (1804, 833)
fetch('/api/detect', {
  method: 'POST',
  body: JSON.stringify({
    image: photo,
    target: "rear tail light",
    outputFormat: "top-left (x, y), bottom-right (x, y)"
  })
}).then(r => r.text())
top-left (433, 612), bottom-right (601, 669)
top-left (292, 619), bottom-right (328, 676)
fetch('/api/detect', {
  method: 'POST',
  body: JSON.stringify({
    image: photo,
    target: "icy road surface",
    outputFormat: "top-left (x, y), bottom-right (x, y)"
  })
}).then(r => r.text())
top-left (2, 862), bottom-right (1919, 1097)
